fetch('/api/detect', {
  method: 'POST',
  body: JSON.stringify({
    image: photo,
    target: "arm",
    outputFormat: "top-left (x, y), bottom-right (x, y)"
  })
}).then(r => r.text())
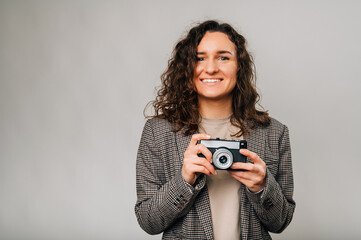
top-left (134, 120), bottom-right (206, 235)
top-left (245, 124), bottom-right (295, 233)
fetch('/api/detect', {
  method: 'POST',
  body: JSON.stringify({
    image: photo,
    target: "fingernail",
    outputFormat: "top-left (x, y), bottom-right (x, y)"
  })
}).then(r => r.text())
top-left (214, 170), bottom-right (217, 175)
top-left (206, 135), bottom-right (211, 138)
top-left (232, 163), bottom-right (236, 167)
top-left (240, 149), bottom-right (245, 153)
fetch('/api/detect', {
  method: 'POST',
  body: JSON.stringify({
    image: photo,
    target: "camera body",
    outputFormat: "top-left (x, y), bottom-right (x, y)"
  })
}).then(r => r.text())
top-left (198, 138), bottom-right (247, 170)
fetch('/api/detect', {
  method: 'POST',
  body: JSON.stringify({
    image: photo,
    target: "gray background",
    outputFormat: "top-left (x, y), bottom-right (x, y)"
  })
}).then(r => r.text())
top-left (1, 0), bottom-right (360, 239)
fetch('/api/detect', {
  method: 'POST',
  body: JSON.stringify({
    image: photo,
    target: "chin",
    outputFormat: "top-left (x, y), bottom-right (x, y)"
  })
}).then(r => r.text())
top-left (198, 94), bottom-right (230, 101)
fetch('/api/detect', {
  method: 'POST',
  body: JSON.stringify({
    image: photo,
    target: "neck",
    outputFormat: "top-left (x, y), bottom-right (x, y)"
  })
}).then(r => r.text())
top-left (198, 96), bottom-right (233, 119)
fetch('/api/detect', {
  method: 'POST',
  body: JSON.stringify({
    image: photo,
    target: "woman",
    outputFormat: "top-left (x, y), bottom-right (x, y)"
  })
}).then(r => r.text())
top-left (135, 20), bottom-right (295, 240)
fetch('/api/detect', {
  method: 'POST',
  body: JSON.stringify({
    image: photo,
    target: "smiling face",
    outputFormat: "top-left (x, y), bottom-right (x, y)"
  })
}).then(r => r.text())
top-left (193, 31), bottom-right (238, 103)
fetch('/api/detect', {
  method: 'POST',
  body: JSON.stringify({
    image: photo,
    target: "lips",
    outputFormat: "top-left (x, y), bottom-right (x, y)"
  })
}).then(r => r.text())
top-left (201, 78), bottom-right (223, 83)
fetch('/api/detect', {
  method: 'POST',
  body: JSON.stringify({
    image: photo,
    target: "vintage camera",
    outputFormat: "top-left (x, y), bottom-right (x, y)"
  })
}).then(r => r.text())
top-left (198, 138), bottom-right (247, 170)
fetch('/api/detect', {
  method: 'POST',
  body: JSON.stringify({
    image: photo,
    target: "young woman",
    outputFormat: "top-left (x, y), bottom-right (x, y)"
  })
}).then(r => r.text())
top-left (135, 20), bottom-right (295, 240)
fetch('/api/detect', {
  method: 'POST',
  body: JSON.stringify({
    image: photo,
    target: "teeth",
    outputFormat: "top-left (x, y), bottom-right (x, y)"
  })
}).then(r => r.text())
top-left (202, 79), bottom-right (221, 83)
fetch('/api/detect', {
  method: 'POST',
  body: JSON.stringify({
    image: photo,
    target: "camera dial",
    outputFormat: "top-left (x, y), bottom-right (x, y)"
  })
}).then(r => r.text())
top-left (212, 148), bottom-right (233, 169)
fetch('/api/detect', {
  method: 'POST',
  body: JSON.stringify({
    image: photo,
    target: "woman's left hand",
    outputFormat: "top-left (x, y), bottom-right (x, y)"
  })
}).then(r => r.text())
top-left (227, 149), bottom-right (266, 193)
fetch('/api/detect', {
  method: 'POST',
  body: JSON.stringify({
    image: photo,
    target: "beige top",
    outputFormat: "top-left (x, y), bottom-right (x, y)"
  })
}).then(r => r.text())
top-left (199, 115), bottom-right (243, 240)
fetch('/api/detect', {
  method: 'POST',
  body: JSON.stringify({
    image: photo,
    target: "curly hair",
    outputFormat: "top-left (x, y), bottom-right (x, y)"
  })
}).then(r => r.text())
top-left (147, 20), bottom-right (270, 136)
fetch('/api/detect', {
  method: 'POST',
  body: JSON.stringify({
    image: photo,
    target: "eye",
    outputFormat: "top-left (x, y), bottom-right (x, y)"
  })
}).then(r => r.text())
top-left (197, 57), bottom-right (205, 61)
top-left (219, 56), bottom-right (229, 61)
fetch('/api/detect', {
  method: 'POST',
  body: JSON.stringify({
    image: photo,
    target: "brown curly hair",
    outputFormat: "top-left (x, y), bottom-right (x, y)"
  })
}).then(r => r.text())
top-left (147, 20), bottom-right (270, 136)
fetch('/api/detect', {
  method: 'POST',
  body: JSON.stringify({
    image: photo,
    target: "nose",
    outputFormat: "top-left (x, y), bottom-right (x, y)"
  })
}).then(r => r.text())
top-left (205, 59), bottom-right (219, 74)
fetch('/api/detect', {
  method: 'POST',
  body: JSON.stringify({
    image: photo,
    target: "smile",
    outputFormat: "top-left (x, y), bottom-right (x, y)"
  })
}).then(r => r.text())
top-left (201, 79), bottom-right (222, 83)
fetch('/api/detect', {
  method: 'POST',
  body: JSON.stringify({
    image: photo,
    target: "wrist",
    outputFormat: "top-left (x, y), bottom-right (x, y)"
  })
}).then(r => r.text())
top-left (248, 186), bottom-right (264, 194)
top-left (182, 170), bottom-right (196, 185)
top-left (249, 179), bottom-right (266, 193)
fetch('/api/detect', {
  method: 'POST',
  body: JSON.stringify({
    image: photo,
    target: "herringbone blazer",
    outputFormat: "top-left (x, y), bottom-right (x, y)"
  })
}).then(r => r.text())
top-left (135, 117), bottom-right (295, 239)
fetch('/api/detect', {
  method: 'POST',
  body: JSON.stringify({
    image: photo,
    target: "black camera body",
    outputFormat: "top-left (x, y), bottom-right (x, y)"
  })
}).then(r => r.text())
top-left (198, 138), bottom-right (247, 170)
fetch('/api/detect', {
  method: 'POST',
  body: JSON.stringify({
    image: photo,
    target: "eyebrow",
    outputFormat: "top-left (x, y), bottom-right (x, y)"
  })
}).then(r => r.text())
top-left (197, 50), bottom-right (233, 55)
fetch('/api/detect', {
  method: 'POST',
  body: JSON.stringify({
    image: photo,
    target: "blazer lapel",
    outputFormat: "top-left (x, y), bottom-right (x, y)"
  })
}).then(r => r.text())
top-left (241, 125), bottom-right (266, 239)
top-left (175, 130), bottom-right (214, 240)
top-left (244, 125), bottom-right (266, 162)
top-left (174, 130), bottom-right (190, 165)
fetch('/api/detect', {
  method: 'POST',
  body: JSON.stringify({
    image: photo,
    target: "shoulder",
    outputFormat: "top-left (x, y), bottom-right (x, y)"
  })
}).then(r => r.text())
top-left (258, 116), bottom-right (289, 140)
top-left (266, 117), bottom-right (291, 153)
top-left (143, 117), bottom-right (175, 139)
top-left (268, 117), bottom-right (288, 132)
top-left (141, 118), bottom-right (181, 165)
top-left (144, 117), bottom-right (174, 131)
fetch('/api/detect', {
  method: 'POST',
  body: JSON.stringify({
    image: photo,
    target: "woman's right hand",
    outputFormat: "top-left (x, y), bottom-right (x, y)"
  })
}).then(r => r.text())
top-left (182, 134), bottom-right (217, 185)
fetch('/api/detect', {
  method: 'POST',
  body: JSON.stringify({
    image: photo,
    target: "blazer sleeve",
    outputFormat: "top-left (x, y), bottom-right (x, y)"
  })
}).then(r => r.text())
top-left (134, 119), bottom-right (206, 235)
top-left (246, 124), bottom-right (296, 233)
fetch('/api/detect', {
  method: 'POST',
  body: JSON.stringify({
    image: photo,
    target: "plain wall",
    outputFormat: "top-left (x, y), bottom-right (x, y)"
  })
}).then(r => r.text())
top-left (1, 1), bottom-right (361, 239)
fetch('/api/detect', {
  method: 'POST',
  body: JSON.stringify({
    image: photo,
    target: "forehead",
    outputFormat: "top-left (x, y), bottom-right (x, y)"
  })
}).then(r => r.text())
top-left (197, 31), bottom-right (236, 52)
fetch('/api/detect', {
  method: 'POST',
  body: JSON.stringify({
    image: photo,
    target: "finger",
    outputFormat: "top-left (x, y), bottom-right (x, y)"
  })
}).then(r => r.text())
top-left (197, 157), bottom-right (217, 175)
top-left (190, 157), bottom-right (216, 175)
top-left (228, 170), bottom-right (266, 192)
top-left (228, 170), bottom-right (253, 181)
top-left (230, 162), bottom-right (254, 171)
top-left (192, 164), bottom-right (212, 176)
top-left (195, 144), bottom-right (212, 161)
top-left (231, 161), bottom-right (266, 179)
top-left (239, 149), bottom-right (263, 164)
top-left (228, 171), bottom-right (250, 184)
top-left (185, 156), bottom-right (216, 175)
top-left (189, 133), bottom-right (211, 146)
top-left (183, 158), bottom-right (211, 175)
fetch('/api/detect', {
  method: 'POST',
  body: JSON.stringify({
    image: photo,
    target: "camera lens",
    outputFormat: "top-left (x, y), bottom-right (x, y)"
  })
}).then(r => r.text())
top-left (212, 148), bottom-right (233, 170)
top-left (219, 155), bottom-right (228, 164)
